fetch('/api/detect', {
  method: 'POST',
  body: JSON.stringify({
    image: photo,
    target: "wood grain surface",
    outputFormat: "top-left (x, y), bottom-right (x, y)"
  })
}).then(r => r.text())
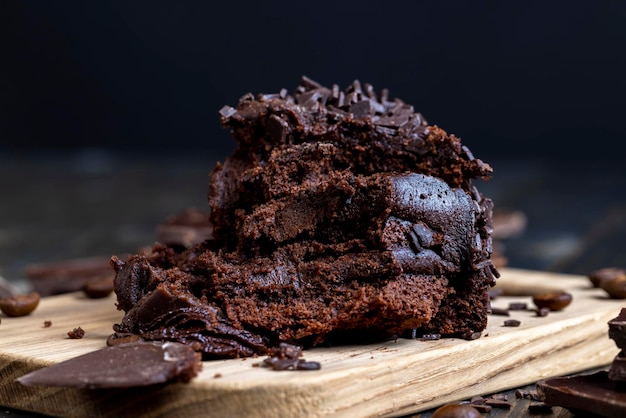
top-left (0, 268), bottom-right (623, 418)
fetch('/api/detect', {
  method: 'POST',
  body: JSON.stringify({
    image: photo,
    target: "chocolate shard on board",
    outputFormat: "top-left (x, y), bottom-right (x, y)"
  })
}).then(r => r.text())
top-left (537, 372), bottom-right (626, 418)
top-left (609, 308), bottom-right (626, 350)
top-left (111, 76), bottom-right (497, 358)
top-left (17, 341), bottom-right (202, 389)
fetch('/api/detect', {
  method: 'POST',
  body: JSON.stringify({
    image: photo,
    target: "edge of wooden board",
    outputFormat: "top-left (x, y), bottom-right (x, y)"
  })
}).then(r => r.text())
top-left (0, 267), bottom-right (623, 418)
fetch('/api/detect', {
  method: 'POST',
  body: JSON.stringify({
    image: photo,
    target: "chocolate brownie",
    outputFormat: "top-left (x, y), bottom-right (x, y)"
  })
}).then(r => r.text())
top-left (111, 76), bottom-right (498, 358)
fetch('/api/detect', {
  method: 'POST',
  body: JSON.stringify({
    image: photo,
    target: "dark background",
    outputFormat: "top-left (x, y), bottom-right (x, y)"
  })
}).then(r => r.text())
top-left (3, 0), bottom-right (626, 162)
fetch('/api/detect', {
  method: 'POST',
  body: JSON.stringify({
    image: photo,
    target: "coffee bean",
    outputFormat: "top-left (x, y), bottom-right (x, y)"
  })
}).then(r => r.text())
top-left (588, 267), bottom-right (626, 288)
top-left (532, 291), bottom-right (573, 311)
top-left (432, 403), bottom-right (481, 418)
top-left (0, 292), bottom-right (40, 317)
top-left (600, 275), bottom-right (626, 299)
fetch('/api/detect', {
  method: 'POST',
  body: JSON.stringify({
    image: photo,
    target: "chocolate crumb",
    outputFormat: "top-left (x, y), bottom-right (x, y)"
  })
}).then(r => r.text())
top-left (515, 389), bottom-right (530, 399)
top-left (528, 401), bottom-right (552, 414)
top-left (421, 333), bottom-right (441, 341)
top-left (67, 327), bottom-right (85, 339)
top-left (43, 320), bottom-right (52, 328)
top-left (213, 373), bottom-right (222, 378)
top-left (490, 393), bottom-right (508, 401)
top-left (490, 307), bottom-right (510, 316)
top-left (508, 302), bottom-right (527, 311)
top-left (262, 342), bottom-right (321, 371)
top-left (460, 331), bottom-right (482, 340)
top-left (536, 307), bottom-right (550, 317)
top-left (485, 398), bottom-right (512, 408)
top-left (504, 319), bottom-right (521, 327)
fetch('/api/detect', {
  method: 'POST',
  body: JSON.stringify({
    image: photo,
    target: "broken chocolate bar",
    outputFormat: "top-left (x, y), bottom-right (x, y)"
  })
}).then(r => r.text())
top-left (17, 341), bottom-right (202, 389)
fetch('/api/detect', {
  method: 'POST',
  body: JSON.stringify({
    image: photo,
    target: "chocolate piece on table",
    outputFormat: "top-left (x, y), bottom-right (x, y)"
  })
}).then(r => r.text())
top-left (537, 371), bottom-right (626, 417)
top-left (609, 308), bottom-right (626, 351)
top-left (25, 256), bottom-right (116, 296)
top-left (17, 341), bottom-right (202, 389)
top-left (156, 207), bottom-right (213, 248)
top-left (609, 351), bottom-right (626, 382)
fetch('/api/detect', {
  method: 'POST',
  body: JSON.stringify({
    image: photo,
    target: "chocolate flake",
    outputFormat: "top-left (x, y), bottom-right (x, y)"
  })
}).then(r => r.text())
top-left (262, 343), bottom-right (321, 371)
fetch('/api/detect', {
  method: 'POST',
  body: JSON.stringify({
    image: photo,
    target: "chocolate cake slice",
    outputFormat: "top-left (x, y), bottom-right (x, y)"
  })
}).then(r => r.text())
top-left (111, 76), bottom-right (498, 358)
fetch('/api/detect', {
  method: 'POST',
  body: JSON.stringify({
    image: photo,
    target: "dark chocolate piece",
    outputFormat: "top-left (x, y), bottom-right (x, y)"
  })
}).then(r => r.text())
top-left (17, 341), bottom-right (202, 389)
top-left (508, 302), bottom-right (527, 311)
top-left (262, 343), bottom-right (321, 371)
top-left (489, 307), bottom-right (510, 316)
top-left (609, 308), bottom-right (626, 350)
top-left (537, 371), bottom-right (626, 417)
top-left (111, 77), bottom-right (496, 358)
top-left (503, 319), bottom-right (521, 327)
top-left (609, 351), bottom-right (626, 382)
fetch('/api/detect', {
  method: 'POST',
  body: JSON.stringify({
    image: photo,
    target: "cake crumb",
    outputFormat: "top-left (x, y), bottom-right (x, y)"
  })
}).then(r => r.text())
top-left (67, 327), bottom-right (85, 339)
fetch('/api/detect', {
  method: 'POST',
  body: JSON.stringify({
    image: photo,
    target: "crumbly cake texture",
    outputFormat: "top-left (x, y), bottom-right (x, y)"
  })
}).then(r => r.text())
top-left (111, 76), bottom-right (498, 358)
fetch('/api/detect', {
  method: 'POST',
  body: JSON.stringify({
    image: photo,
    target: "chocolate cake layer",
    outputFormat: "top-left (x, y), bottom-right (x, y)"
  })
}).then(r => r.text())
top-left (112, 77), bottom-right (497, 358)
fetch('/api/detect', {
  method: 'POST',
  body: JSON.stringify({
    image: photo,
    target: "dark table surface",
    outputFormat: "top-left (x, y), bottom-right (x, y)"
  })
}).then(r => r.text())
top-left (1, 151), bottom-right (625, 417)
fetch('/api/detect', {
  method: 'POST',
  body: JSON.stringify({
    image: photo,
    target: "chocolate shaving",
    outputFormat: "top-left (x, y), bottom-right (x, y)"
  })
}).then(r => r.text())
top-left (262, 342), bottom-right (321, 371)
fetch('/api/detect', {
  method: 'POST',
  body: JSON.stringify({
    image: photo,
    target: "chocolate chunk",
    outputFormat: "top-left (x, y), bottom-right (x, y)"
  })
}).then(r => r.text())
top-left (527, 401), bottom-right (552, 414)
top-left (609, 351), bottom-right (626, 382)
top-left (421, 333), bottom-right (441, 341)
top-left (515, 389), bottom-right (530, 399)
top-left (508, 302), bottom-right (528, 311)
top-left (484, 398), bottom-right (511, 408)
top-left (43, 320), bottom-right (52, 328)
top-left (608, 308), bottom-right (626, 350)
top-left (537, 371), bottom-right (626, 417)
top-left (67, 327), bottom-right (85, 339)
top-left (17, 341), bottom-right (202, 389)
top-left (262, 342), bottom-right (321, 371)
top-left (0, 292), bottom-right (40, 317)
top-left (503, 319), bottom-right (521, 327)
top-left (460, 331), bottom-right (482, 340)
top-left (489, 307), bottom-right (510, 316)
top-left (536, 307), bottom-right (550, 317)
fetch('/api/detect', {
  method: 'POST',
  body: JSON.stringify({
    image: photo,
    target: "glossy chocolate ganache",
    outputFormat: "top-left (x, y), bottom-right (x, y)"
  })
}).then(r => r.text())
top-left (111, 77), bottom-right (498, 358)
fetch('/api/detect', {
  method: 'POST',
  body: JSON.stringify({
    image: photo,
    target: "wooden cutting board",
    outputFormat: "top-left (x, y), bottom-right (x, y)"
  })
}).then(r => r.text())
top-left (0, 268), bottom-right (623, 418)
